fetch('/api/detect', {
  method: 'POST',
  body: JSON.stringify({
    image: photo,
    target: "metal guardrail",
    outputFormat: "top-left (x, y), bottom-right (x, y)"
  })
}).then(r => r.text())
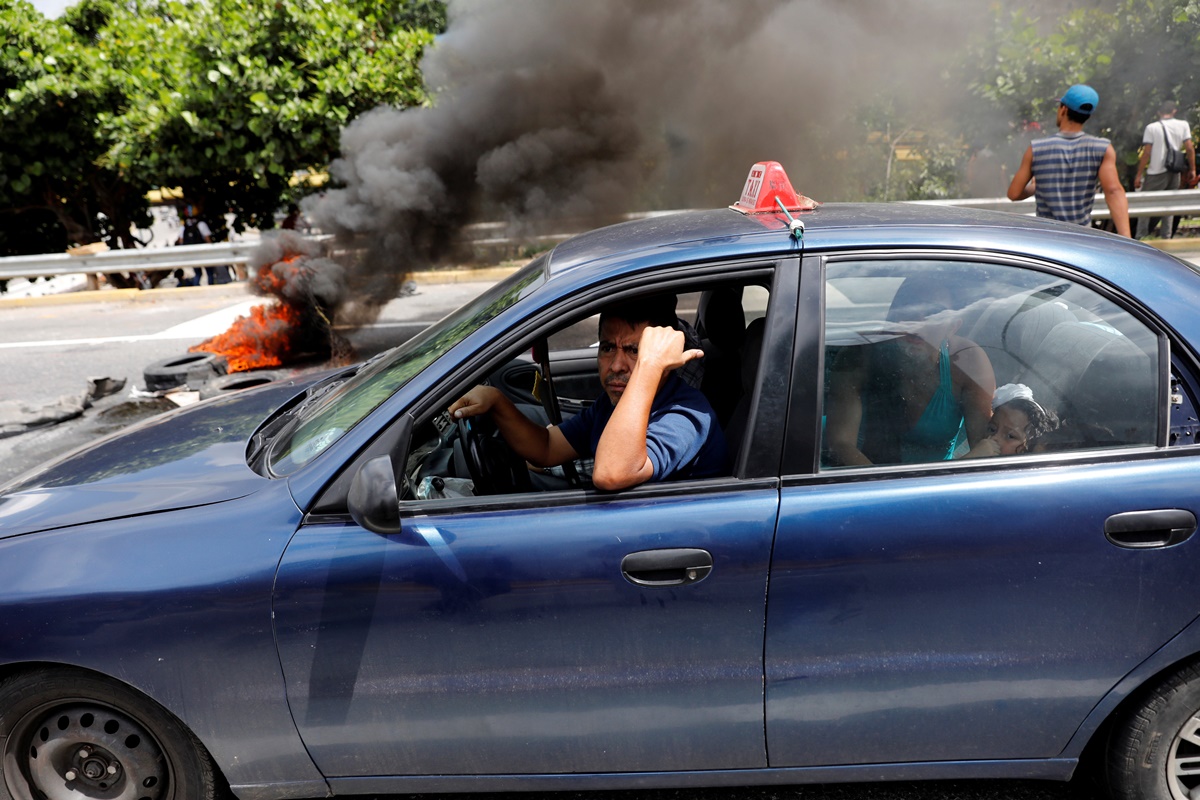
top-left (909, 188), bottom-right (1200, 221)
top-left (0, 241), bottom-right (262, 281)
top-left (4, 192), bottom-right (1200, 282)
top-left (0, 231), bottom-right (347, 283)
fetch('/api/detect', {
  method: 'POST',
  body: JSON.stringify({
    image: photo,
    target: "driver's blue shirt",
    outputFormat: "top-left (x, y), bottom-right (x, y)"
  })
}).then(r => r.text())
top-left (558, 373), bottom-right (728, 482)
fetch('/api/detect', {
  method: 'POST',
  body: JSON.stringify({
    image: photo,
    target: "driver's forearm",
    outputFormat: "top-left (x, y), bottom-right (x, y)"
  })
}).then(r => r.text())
top-left (592, 369), bottom-right (658, 490)
top-left (487, 395), bottom-right (556, 465)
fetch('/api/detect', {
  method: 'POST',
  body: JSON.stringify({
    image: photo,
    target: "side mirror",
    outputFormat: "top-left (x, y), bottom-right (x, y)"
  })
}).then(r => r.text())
top-left (348, 455), bottom-right (401, 535)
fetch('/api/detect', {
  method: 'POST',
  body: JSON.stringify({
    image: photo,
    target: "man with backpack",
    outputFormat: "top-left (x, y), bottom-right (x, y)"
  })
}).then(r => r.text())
top-left (178, 205), bottom-right (211, 247)
top-left (1134, 100), bottom-right (1196, 239)
top-left (176, 204), bottom-right (232, 284)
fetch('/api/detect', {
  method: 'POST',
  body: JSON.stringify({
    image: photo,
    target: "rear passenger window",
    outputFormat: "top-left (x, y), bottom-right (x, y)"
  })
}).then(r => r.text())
top-left (820, 259), bottom-right (1160, 468)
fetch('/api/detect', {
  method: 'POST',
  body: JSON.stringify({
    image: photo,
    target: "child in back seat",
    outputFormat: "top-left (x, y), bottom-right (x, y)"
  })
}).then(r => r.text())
top-left (961, 383), bottom-right (1059, 458)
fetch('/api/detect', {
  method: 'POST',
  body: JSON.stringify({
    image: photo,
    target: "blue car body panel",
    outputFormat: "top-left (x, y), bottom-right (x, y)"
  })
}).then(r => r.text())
top-left (767, 455), bottom-right (1200, 765)
top-left (0, 478), bottom-right (326, 798)
top-left (274, 486), bottom-right (779, 776)
top-left (0, 379), bottom-right (314, 537)
top-left (1, 201), bottom-right (1200, 797)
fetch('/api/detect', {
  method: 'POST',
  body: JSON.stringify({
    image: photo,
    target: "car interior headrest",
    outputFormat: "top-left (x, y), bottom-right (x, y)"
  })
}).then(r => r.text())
top-left (698, 286), bottom-right (746, 350)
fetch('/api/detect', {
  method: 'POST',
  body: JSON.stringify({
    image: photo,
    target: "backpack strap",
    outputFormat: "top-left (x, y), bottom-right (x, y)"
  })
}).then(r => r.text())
top-left (1158, 120), bottom-right (1190, 174)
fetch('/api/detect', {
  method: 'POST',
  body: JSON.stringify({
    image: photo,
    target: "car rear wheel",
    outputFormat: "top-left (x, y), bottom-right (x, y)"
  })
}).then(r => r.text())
top-left (0, 669), bottom-right (220, 800)
top-left (1108, 662), bottom-right (1200, 800)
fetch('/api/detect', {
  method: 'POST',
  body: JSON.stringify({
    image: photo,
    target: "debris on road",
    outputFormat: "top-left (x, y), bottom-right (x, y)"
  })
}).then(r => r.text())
top-left (0, 377), bottom-right (127, 438)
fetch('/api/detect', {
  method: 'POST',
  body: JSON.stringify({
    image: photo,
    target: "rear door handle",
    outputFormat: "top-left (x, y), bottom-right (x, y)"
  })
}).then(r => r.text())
top-left (621, 548), bottom-right (713, 587)
top-left (1105, 509), bottom-right (1197, 549)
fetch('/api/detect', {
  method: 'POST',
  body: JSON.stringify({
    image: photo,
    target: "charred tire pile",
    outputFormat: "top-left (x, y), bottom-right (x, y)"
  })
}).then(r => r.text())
top-left (142, 352), bottom-right (227, 392)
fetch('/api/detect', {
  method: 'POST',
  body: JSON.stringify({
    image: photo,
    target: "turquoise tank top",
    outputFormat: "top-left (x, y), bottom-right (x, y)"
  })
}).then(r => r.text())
top-left (901, 339), bottom-right (963, 461)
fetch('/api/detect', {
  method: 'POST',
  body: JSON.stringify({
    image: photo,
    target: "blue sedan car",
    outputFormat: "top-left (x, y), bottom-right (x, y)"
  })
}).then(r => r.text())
top-left (2, 162), bottom-right (1199, 800)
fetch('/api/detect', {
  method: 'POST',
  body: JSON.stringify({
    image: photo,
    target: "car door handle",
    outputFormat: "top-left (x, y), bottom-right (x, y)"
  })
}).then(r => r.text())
top-left (1104, 509), bottom-right (1197, 549)
top-left (621, 548), bottom-right (713, 587)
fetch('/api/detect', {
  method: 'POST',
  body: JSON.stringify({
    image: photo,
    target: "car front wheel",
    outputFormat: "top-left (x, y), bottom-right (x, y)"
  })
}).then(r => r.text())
top-left (1109, 661), bottom-right (1200, 800)
top-left (0, 669), bottom-right (220, 800)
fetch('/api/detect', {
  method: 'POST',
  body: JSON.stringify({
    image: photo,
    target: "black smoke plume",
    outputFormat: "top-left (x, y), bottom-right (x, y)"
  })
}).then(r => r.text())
top-left (311, 0), bottom-right (991, 324)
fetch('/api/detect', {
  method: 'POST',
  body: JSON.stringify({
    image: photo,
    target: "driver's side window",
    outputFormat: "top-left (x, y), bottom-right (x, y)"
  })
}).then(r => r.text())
top-left (401, 279), bottom-right (771, 502)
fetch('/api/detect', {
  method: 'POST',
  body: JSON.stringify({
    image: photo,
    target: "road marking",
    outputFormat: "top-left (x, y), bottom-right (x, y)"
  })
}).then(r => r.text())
top-left (0, 298), bottom-right (266, 349)
top-left (0, 300), bottom-right (435, 350)
top-left (154, 298), bottom-right (264, 339)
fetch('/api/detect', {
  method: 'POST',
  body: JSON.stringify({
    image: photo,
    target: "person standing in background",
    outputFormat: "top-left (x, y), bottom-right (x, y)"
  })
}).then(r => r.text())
top-left (281, 203), bottom-right (305, 231)
top-left (176, 204), bottom-right (233, 285)
top-left (1134, 100), bottom-right (1196, 239)
top-left (1007, 84), bottom-right (1131, 237)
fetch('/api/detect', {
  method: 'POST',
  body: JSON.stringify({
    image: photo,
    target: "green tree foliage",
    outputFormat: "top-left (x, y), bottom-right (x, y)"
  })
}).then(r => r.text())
top-left (964, 1), bottom-right (1200, 182)
top-left (0, 0), bottom-right (147, 255)
top-left (0, 0), bottom-right (440, 255)
top-left (838, 90), bottom-right (973, 203)
top-left (848, 0), bottom-right (1200, 200)
top-left (112, 0), bottom-right (436, 237)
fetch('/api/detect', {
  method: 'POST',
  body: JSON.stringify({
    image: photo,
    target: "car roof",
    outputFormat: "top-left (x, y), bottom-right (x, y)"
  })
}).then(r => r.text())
top-left (543, 202), bottom-right (1156, 282)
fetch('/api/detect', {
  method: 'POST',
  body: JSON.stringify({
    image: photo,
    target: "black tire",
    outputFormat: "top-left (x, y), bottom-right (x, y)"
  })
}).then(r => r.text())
top-left (0, 669), bottom-right (221, 800)
top-left (142, 353), bottom-right (227, 392)
top-left (197, 371), bottom-right (287, 400)
top-left (1108, 661), bottom-right (1200, 800)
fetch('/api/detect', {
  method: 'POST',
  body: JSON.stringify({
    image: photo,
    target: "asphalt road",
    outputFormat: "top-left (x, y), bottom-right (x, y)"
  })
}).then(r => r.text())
top-left (0, 276), bottom-right (1106, 800)
top-left (0, 278), bottom-right (492, 483)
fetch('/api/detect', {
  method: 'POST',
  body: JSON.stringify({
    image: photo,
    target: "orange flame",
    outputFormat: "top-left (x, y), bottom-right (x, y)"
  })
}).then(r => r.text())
top-left (189, 255), bottom-right (311, 373)
top-left (190, 302), bottom-right (304, 373)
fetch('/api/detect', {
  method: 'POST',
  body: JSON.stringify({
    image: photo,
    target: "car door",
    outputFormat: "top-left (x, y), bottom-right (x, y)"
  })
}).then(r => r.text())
top-left (764, 253), bottom-right (1200, 767)
top-left (271, 263), bottom-right (796, 779)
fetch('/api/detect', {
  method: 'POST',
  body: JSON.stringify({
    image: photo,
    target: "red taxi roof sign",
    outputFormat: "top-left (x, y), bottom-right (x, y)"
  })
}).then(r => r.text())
top-left (731, 161), bottom-right (818, 214)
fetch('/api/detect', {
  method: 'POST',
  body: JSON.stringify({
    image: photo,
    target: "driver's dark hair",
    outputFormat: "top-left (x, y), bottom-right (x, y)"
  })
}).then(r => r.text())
top-left (599, 294), bottom-right (678, 332)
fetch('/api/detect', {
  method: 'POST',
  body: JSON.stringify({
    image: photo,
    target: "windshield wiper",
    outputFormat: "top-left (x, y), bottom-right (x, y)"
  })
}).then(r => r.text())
top-left (246, 375), bottom-right (346, 467)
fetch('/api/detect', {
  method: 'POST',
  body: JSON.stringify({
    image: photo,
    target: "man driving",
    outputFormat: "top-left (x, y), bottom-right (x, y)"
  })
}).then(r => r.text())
top-left (449, 295), bottom-right (729, 490)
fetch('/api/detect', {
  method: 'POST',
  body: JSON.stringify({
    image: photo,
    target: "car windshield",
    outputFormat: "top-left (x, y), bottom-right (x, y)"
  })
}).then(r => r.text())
top-left (265, 257), bottom-right (547, 475)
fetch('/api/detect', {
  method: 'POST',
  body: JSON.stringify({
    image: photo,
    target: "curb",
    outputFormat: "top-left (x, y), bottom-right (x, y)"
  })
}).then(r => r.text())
top-left (0, 284), bottom-right (236, 308)
top-left (0, 264), bottom-right (523, 309)
top-left (1147, 238), bottom-right (1200, 253)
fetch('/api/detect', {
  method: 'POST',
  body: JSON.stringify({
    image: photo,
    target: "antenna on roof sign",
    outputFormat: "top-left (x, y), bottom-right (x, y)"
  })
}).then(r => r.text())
top-left (775, 197), bottom-right (805, 240)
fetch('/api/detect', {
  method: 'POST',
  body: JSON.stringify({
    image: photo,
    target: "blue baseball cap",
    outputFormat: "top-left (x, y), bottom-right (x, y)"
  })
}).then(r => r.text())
top-left (1059, 84), bottom-right (1099, 116)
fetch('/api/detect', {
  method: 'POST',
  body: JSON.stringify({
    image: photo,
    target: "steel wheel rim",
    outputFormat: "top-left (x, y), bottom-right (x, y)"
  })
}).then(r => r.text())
top-left (4, 701), bottom-right (168, 800)
top-left (1168, 713), bottom-right (1200, 800)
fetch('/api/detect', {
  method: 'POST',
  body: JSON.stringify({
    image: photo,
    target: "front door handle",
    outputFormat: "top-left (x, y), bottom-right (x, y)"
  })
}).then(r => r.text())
top-left (1105, 509), bottom-right (1197, 549)
top-left (621, 548), bottom-right (713, 587)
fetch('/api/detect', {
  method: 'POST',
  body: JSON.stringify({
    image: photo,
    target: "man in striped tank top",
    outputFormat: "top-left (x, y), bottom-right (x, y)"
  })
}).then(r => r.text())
top-left (1007, 84), bottom-right (1131, 237)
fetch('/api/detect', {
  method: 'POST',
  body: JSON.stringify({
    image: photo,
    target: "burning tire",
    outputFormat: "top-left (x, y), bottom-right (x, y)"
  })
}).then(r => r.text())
top-left (198, 370), bottom-right (288, 400)
top-left (142, 352), bottom-right (227, 392)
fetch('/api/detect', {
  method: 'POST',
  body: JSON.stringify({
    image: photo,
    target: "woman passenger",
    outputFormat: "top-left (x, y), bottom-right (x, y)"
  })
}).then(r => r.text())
top-left (825, 278), bottom-right (996, 466)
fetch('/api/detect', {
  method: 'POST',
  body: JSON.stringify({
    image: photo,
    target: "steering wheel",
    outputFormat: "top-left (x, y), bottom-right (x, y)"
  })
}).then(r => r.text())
top-left (455, 415), bottom-right (532, 495)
